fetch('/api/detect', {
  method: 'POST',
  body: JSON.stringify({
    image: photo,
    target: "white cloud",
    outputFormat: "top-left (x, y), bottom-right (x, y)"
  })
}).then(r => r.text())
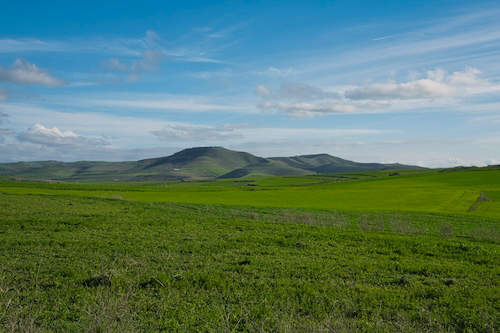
top-left (151, 124), bottom-right (242, 142)
top-left (346, 79), bottom-right (453, 100)
top-left (18, 124), bottom-right (108, 147)
top-left (0, 59), bottom-right (64, 87)
top-left (264, 66), bottom-right (294, 77)
top-left (345, 68), bottom-right (497, 100)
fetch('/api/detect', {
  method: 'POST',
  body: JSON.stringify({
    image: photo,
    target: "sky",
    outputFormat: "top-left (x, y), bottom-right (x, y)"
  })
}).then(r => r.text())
top-left (0, 0), bottom-right (499, 167)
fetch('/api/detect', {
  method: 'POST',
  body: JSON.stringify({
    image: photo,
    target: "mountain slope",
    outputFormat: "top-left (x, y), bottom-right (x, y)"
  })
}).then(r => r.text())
top-left (219, 160), bottom-right (311, 178)
top-left (271, 154), bottom-right (423, 174)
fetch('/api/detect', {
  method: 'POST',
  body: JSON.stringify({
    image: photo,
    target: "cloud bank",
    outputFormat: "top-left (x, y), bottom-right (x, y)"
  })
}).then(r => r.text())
top-left (257, 68), bottom-right (500, 117)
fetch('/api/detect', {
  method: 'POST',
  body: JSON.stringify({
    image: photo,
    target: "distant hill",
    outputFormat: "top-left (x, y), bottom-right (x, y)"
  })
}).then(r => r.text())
top-left (270, 154), bottom-right (420, 174)
top-left (439, 165), bottom-right (500, 172)
top-left (0, 146), bottom-right (424, 182)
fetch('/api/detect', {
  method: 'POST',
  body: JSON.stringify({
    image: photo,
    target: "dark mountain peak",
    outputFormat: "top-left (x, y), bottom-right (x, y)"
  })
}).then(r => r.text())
top-left (294, 153), bottom-right (332, 158)
top-left (168, 146), bottom-right (266, 163)
top-left (176, 146), bottom-right (226, 155)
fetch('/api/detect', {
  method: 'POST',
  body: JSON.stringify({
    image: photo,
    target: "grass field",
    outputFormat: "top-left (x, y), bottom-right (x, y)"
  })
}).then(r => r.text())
top-left (0, 169), bottom-right (499, 331)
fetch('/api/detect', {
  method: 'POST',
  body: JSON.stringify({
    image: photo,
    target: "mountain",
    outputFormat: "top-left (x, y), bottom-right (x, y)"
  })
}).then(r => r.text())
top-left (136, 147), bottom-right (267, 179)
top-left (0, 147), bottom-right (424, 182)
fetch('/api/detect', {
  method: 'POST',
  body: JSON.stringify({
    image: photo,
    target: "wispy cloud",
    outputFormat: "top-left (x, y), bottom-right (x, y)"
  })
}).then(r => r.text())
top-left (372, 34), bottom-right (398, 41)
top-left (0, 59), bottom-right (64, 87)
top-left (0, 38), bottom-right (68, 53)
top-left (53, 93), bottom-right (255, 113)
top-left (291, 9), bottom-right (500, 82)
top-left (259, 101), bottom-right (358, 117)
top-left (0, 29), bottom-right (227, 66)
top-left (18, 124), bottom-right (108, 147)
top-left (101, 30), bottom-right (165, 81)
top-left (102, 50), bottom-right (163, 81)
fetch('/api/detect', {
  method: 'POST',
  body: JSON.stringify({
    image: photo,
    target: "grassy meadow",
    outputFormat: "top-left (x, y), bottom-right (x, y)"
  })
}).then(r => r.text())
top-left (0, 169), bottom-right (499, 331)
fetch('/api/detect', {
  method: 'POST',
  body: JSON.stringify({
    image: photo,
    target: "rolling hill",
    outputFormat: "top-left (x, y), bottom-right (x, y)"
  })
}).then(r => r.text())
top-left (0, 146), bottom-right (423, 181)
top-left (269, 154), bottom-right (419, 174)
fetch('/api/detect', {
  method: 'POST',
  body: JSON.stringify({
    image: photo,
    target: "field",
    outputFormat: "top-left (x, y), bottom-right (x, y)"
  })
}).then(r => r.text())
top-left (0, 169), bottom-right (499, 331)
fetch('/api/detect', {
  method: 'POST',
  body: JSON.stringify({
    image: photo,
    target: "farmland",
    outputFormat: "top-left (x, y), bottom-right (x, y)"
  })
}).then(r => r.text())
top-left (0, 169), bottom-right (499, 331)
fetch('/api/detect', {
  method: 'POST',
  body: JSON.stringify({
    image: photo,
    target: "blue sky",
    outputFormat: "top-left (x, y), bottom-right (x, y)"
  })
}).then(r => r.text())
top-left (0, 0), bottom-right (499, 166)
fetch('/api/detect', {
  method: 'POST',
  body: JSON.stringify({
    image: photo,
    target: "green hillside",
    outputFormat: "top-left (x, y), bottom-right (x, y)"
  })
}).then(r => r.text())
top-left (0, 161), bottom-right (137, 181)
top-left (219, 159), bottom-right (310, 178)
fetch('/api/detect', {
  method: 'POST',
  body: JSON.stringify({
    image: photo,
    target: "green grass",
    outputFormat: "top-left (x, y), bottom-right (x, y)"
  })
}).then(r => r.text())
top-left (2, 169), bottom-right (499, 216)
top-left (0, 169), bottom-right (499, 331)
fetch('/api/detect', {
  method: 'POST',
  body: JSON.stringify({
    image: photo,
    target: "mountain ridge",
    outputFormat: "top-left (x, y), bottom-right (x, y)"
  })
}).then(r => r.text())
top-left (0, 146), bottom-right (424, 182)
